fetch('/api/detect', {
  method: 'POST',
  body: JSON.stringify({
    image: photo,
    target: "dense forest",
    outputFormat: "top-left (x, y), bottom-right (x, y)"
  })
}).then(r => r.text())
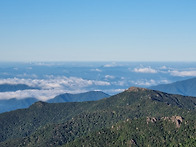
top-left (0, 87), bottom-right (195, 146)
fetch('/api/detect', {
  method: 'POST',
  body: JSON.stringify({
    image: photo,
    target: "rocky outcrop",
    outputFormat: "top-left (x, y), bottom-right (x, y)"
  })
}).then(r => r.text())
top-left (146, 117), bottom-right (157, 124)
top-left (161, 116), bottom-right (183, 128)
top-left (147, 116), bottom-right (183, 128)
top-left (171, 116), bottom-right (183, 128)
top-left (126, 87), bottom-right (147, 92)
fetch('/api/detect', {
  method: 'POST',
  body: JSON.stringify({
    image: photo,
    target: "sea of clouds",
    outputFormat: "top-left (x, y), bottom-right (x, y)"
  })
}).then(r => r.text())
top-left (0, 62), bottom-right (196, 101)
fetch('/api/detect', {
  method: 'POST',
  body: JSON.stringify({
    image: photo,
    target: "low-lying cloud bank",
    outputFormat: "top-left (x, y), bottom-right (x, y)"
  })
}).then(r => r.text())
top-left (133, 67), bottom-right (158, 74)
top-left (133, 66), bottom-right (196, 77)
top-left (0, 76), bottom-right (110, 90)
top-left (0, 89), bottom-right (88, 101)
top-left (170, 70), bottom-right (196, 77)
top-left (130, 79), bottom-right (170, 86)
top-left (0, 75), bottom-right (174, 101)
top-left (0, 76), bottom-right (111, 101)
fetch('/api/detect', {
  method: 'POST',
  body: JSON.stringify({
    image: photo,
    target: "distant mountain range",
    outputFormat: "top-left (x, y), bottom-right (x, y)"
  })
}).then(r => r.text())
top-left (0, 84), bottom-right (38, 92)
top-left (149, 77), bottom-right (196, 97)
top-left (0, 84), bottom-right (39, 113)
top-left (0, 87), bottom-right (195, 146)
top-left (0, 89), bottom-right (109, 113)
top-left (1, 76), bottom-right (196, 114)
top-left (47, 91), bottom-right (109, 103)
top-left (0, 98), bottom-right (38, 113)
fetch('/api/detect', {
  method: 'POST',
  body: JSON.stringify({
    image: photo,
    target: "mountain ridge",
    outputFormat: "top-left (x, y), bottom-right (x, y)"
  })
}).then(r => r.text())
top-left (0, 97), bottom-right (38, 113)
top-left (0, 87), bottom-right (195, 146)
top-left (149, 77), bottom-right (196, 97)
top-left (0, 84), bottom-right (38, 92)
top-left (47, 91), bottom-right (109, 103)
top-left (0, 91), bottom-right (109, 113)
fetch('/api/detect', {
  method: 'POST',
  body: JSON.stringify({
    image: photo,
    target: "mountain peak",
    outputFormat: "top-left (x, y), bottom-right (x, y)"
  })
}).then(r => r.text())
top-left (126, 87), bottom-right (147, 92)
top-left (30, 101), bottom-right (47, 108)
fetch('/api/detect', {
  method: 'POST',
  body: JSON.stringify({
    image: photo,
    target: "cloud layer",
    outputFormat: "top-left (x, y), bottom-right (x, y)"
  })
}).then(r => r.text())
top-left (131, 79), bottom-right (170, 86)
top-left (133, 67), bottom-right (157, 73)
top-left (0, 76), bottom-right (110, 89)
top-left (0, 76), bottom-right (111, 101)
top-left (1, 63), bottom-right (195, 101)
top-left (170, 70), bottom-right (196, 77)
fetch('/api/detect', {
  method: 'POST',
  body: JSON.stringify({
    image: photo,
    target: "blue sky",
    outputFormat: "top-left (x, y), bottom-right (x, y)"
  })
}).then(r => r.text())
top-left (0, 0), bottom-right (196, 62)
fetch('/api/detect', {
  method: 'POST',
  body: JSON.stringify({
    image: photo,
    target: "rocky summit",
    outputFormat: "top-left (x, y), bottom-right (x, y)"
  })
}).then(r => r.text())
top-left (126, 86), bottom-right (148, 92)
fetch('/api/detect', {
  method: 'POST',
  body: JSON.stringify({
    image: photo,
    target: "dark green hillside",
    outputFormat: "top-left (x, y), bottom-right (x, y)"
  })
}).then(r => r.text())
top-left (0, 84), bottom-right (38, 92)
top-left (66, 117), bottom-right (196, 147)
top-left (91, 87), bottom-right (196, 111)
top-left (0, 101), bottom-right (94, 143)
top-left (47, 91), bottom-right (109, 103)
top-left (0, 87), bottom-right (195, 146)
top-left (150, 77), bottom-right (196, 97)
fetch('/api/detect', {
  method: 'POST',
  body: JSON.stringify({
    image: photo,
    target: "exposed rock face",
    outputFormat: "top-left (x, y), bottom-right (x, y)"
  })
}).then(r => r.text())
top-left (147, 116), bottom-right (183, 128)
top-left (146, 117), bottom-right (157, 124)
top-left (128, 139), bottom-right (137, 146)
top-left (30, 101), bottom-right (46, 108)
top-left (126, 87), bottom-right (147, 92)
top-left (171, 116), bottom-right (183, 128)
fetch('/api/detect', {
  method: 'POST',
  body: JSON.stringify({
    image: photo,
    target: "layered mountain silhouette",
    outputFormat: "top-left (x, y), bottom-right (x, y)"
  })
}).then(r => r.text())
top-left (0, 87), bottom-right (195, 146)
top-left (2, 76), bottom-right (196, 114)
top-left (0, 84), bottom-right (38, 92)
top-left (0, 98), bottom-right (38, 113)
top-left (0, 84), bottom-right (39, 113)
top-left (47, 91), bottom-right (109, 103)
top-left (0, 91), bottom-right (109, 113)
top-left (149, 77), bottom-right (196, 97)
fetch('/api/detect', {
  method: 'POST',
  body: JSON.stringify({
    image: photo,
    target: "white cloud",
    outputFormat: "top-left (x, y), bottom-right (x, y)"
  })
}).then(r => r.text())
top-left (103, 62), bottom-right (119, 67)
top-left (27, 67), bottom-right (32, 70)
top-left (0, 76), bottom-right (111, 100)
top-left (0, 89), bottom-right (87, 101)
top-left (17, 73), bottom-right (38, 78)
top-left (13, 67), bottom-right (18, 70)
top-left (1, 72), bottom-right (10, 76)
top-left (105, 75), bottom-right (115, 79)
top-left (112, 81), bottom-right (126, 86)
top-left (131, 79), bottom-right (171, 87)
top-left (132, 79), bottom-right (156, 86)
top-left (104, 89), bottom-right (125, 94)
top-left (133, 67), bottom-right (157, 73)
top-left (32, 62), bottom-right (56, 66)
top-left (160, 66), bottom-right (167, 69)
top-left (93, 80), bottom-right (111, 86)
top-left (91, 68), bottom-right (102, 72)
top-left (170, 70), bottom-right (196, 77)
top-left (0, 76), bottom-right (110, 89)
top-left (160, 79), bottom-right (170, 84)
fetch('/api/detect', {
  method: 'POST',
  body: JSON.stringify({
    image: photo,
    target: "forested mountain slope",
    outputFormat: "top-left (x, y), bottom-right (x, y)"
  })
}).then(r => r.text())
top-left (0, 87), bottom-right (195, 146)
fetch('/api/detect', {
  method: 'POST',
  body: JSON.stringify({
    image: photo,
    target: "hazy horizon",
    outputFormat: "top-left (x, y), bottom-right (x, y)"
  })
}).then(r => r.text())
top-left (0, 62), bottom-right (196, 101)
